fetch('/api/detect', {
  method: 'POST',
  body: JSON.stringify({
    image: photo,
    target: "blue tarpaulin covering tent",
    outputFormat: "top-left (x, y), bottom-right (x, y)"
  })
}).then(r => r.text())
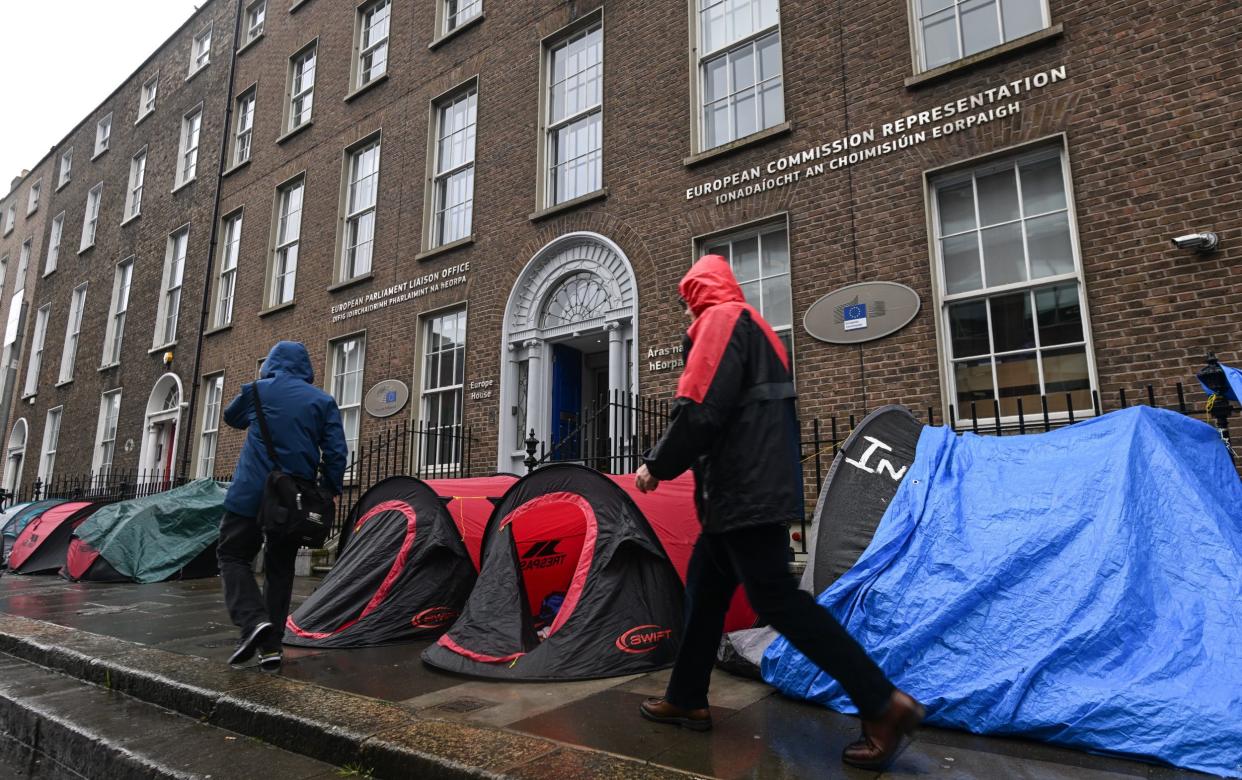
top-left (763, 407), bottom-right (1242, 777)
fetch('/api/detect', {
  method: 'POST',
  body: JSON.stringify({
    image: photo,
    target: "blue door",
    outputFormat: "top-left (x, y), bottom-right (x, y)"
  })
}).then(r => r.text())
top-left (550, 344), bottom-right (583, 460)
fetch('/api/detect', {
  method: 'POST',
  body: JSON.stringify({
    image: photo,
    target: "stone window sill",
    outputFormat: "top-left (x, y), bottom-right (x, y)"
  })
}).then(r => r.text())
top-left (222, 158), bottom-right (251, 178)
top-left (185, 65), bottom-right (208, 84)
top-left (98, 362), bottom-right (120, 372)
top-left (529, 188), bottom-right (609, 222)
top-left (345, 73), bottom-right (388, 103)
top-left (149, 341), bottom-right (177, 355)
top-left (905, 25), bottom-right (1064, 89)
top-left (277, 121), bottom-right (312, 145)
top-left (237, 32), bottom-right (264, 56)
top-left (684, 122), bottom-right (793, 168)
top-left (204, 323), bottom-right (233, 337)
top-left (328, 272), bottom-right (374, 293)
top-left (416, 235), bottom-right (474, 262)
top-left (172, 177), bottom-right (196, 195)
top-left (429, 14), bottom-right (483, 50)
top-left (259, 300), bottom-right (295, 318)
top-left (135, 110), bottom-right (154, 127)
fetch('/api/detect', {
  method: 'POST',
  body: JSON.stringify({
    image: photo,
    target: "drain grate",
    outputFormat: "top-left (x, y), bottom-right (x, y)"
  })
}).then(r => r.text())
top-left (427, 697), bottom-right (496, 714)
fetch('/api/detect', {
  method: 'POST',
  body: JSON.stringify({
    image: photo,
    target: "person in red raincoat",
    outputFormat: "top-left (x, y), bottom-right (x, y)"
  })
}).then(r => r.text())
top-left (636, 255), bottom-right (923, 770)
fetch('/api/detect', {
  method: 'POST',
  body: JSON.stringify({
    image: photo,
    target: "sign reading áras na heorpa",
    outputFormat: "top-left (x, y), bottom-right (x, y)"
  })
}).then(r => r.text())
top-left (804, 282), bottom-right (921, 345)
top-left (364, 379), bottom-right (410, 418)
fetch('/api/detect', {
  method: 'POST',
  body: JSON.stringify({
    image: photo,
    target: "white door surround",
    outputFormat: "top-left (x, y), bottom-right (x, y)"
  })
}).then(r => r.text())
top-left (138, 373), bottom-right (184, 481)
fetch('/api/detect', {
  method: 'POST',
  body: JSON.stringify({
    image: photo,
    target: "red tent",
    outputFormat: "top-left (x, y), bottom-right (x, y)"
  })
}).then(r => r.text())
top-left (9, 502), bottom-right (103, 575)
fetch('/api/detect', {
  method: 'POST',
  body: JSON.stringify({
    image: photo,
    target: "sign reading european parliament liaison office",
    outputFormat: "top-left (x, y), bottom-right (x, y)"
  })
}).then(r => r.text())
top-left (330, 263), bottom-right (471, 323)
top-left (804, 282), bottom-right (921, 345)
top-left (686, 65), bottom-right (1068, 206)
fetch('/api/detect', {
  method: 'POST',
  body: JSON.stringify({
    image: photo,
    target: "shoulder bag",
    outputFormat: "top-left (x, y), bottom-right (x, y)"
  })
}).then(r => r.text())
top-left (251, 383), bottom-right (335, 548)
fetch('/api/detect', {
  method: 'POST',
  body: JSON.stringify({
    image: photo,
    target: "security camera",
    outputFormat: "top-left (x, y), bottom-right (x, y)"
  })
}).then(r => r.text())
top-left (1170, 232), bottom-right (1219, 252)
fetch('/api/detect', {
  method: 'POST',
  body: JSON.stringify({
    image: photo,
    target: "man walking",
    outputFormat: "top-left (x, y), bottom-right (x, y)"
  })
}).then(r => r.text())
top-left (219, 341), bottom-right (347, 672)
top-left (635, 256), bottom-right (923, 770)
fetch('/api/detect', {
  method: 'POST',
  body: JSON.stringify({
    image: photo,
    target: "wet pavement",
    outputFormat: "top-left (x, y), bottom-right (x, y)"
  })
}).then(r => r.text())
top-left (0, 574), bottom-right (1212, 780)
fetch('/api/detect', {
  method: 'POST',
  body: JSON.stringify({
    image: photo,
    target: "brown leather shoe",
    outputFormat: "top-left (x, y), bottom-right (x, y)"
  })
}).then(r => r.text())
top-left (841, 689), bottom-right (925, 770)
top-left (639, 697), bottom-right (713, 731)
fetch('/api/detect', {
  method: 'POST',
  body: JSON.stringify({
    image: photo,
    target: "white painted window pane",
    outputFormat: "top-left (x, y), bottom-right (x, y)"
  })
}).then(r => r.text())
top-left (980, 222), bottom-right (1025, 287)
top-left (1035, 282), bottom-right (1082, 346)
top-left (948, 300), bottom-right (989, 357)
top-left (937, 181), bottom-right (976, 234)
top-left (942, 233), bottom-right (982, 294)
top-left (1019, 156), bottom-right (1066, 214)
top-left (551, 113), bottom-right (601, 204)
top-left (1000, 0), bottom-right (1043, 40)
top-left (732, 236), bottom-right (760, 281)
top-left (976, 168), bottom-right (1020, 226)
top-left (921, 8), bottom-right (958, 69)
top-left (761, 276), bottom-right (791, 329)
top-left (989, 292), bottom-right (1033, 352)
top-left (1026, 212), bottom-right (1075, 278)
top-left (762, 229), bottom-right (789, 275)
top-left (960, 0), bottom-right (1001, 57)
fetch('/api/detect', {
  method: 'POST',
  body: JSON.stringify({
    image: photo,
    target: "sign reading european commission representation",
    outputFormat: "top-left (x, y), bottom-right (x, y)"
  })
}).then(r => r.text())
top-left (364, 379), bottom-right (410, 418)
top-left (804, 282), bottom-right (921, 345)
top-left (686, 65), bottom-right (1068, 206)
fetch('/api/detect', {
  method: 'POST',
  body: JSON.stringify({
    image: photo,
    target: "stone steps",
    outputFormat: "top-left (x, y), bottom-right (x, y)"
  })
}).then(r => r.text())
top-left (0, 652), bottom-right (339, 780)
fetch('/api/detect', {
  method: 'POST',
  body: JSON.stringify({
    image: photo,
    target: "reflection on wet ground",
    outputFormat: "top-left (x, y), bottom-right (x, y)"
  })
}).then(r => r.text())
top-left (0, 575), bottom-right (1207, 779)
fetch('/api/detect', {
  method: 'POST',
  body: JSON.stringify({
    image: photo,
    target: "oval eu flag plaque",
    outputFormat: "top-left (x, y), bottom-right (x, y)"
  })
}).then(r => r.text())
top-left (803, 282), bottom-right (921, 345)
top-left (364, 379), bottom-right (410, 418)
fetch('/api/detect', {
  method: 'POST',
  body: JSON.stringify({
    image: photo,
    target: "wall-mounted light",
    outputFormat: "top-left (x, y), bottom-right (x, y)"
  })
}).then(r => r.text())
top-left (1170, 232), bottom-right (1219, 253)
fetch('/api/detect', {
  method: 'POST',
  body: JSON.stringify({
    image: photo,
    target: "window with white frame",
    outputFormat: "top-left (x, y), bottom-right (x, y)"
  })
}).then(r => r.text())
top-left (95, 114), bottom-right (112, 157)
top-left (245, 0), bottom-right (266, 43)
top-left (191, 25), bottom-right (212, 74)
top-left (198, 374), bottom-right (224, 477)
top-left (140, 75), bottom-right (159, 118)
top-left (58, 284), bottom-right (87, 383)
top-left (340, 138), bottom-right (380, 281)
top-left (23, 305), bottom-right (50, 396)
top-left (215, 212), bottom-right (242, 327)
top-left (355, 0), bottom-right (390, 89)
top-left (329, 336), bottom-right (365, 468)
top-left (45, 213), bottom-right (64, 275)
top-left (40, 223), bottom-right (60, 277)
top-left (233, 89), bottom-right (256, 166)
top-left (543, 22), bottom-right (602, 207)
top-left (15, 240), bottom-right (30, 293)
top-left (103, 258), bottom-right (133, 366)
top-left (93, 390), bottom-right (122, 474)
top-left (913, 0), bottom-right (1048, 72)
top-left (701, 222), bottom-right (793, 358)
top-left (420, 309), bottom-right (465, 468)
top-left (177, 108), bottom-right (202, 187)
top-left (2, 205), bottom-right (13, 235)
top-left (38, 407), bottom-right (63, 483)
top-left (58, 148), bottom-right (72, 188)
top-left (288, 44), bottom-right (316, 132)
top-left (125, 148), bottom-right (147, 221)
top-left (80, 183), bottom-right (102, 250)
top-left (430, 86), bottom-right (476, 247)
top-left (27, 180), bottom-right (40, 215)
top-left (157, 228), bottom-right (188, 346)
top-left (695, 0), bottom-right (784, 152)
top-left (443, 0), bottom-right (481, 35)
top-left (0, 256), bottom-right (7, 303)
top-left (270, 178), bottom-right (303, 306)
top-left (932, 145), bottom-right (1093, 421)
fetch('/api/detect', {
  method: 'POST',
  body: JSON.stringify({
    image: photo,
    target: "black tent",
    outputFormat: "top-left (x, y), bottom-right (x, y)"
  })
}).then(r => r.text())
top-left (8, 502), bottom-right (105, 575)
top-left (421, 463), bottom-right (694, 681)
top-left (283, 476), bottom-right (497, 648)
top-left (718, 405), bottom-right (922, 676)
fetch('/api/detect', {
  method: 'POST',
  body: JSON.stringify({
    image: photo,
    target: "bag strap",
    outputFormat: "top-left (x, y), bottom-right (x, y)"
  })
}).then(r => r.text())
top-left (250, 383), bottom-right (283, 471)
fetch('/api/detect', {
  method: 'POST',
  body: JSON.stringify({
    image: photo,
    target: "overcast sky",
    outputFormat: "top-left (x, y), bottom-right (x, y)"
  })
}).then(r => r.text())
top-left (0, 0), bottom-right (202, 196)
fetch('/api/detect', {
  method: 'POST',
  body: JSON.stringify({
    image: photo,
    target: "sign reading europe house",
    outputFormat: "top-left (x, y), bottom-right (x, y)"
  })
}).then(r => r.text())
top-left (804, 282), bottom-right (921, 345)
top-left (686, 65), bottom-right (1067, 206)
top-left (364, 379), bottom-right (410, 418)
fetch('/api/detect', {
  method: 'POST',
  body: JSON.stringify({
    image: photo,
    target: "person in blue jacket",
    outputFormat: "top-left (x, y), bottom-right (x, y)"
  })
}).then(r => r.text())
top-left (219, 341), bottom-right (348, 671)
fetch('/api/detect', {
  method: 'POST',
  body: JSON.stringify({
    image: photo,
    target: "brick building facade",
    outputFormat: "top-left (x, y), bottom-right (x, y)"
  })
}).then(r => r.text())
top-left (2, 0), bottom-right (1238, 492)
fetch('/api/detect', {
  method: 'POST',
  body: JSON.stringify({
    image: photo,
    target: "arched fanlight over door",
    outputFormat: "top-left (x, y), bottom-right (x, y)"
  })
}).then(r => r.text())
top-left (541, 272), bottom-right (610, 329)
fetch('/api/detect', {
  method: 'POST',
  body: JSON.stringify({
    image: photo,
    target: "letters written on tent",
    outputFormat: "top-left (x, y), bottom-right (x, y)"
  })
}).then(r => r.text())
top-left (284, 475), bottom-right (515, 648)
top-left (8, 502), bottom-right (105, 575)
top-left (717, 405), bottom-right (922, 678)
top-left (422, 464), bottom-right (698, 681)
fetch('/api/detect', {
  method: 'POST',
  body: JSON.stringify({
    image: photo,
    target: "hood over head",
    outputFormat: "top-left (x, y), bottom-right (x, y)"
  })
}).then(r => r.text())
top-left (679, 255), bottom-right (746, 316)
top-left (261, 341), bottom-right (314, 383)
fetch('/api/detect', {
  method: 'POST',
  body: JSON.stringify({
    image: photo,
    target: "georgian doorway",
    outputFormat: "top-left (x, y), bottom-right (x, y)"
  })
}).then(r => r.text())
top-left (499, 233), bottom-right (637, 474)
top-left (138, 373), bottom-right (183, 483)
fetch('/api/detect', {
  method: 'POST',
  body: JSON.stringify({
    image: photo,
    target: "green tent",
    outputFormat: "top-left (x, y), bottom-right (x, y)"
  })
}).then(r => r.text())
top-left (74, 479), bottom-right (226, 584)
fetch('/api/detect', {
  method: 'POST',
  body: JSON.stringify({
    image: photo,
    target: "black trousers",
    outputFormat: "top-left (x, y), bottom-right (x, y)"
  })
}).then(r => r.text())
top-left (218, 510), bottom-right (299, 649)
top-left (665, 523), bottom-right (895, 719)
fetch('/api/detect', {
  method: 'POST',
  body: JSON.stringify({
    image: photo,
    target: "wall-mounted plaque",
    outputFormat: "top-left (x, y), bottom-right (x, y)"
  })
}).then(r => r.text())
top-left (364, 379), bottom-right (410, 418)
top-left (803, 282), bottom-right (921, 345)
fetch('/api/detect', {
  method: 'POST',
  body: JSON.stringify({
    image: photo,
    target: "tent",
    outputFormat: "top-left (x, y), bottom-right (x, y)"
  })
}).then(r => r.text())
top-left (718, 406), bottom-right (922, 677)
top-left (62, 536), bottom-right (132, 582)
top-left (0, 502), bottom-right (32, 567)
top-left (71, 480), bottom-right (226, 584)
top-left (422, 463), bottom-right (755, 681)
top-left (2, 500), bottom-right (67, 566)
top-left (763, 406), bottom-right (1242, 777)
top-left (284, 475), bottom-right (516, 648)
top-left (8, 502), bottom-right (104, 574)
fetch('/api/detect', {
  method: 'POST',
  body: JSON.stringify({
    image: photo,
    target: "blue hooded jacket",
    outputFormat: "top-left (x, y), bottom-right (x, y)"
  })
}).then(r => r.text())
top-left (222, 341), bottom-right (348, 517)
